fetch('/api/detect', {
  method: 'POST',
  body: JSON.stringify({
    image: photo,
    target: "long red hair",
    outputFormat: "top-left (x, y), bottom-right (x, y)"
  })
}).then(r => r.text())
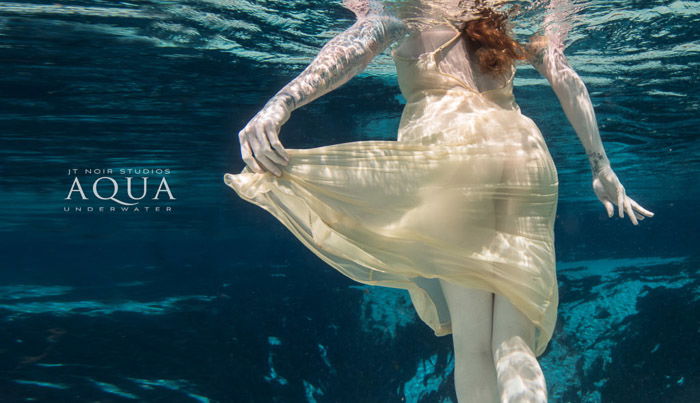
top-left (458, 4), bottom-right (527, 76)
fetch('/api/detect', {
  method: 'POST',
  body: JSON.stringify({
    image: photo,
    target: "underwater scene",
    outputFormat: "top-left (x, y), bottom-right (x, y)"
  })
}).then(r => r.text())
top-left (0, 0), bottom-right (698, 402)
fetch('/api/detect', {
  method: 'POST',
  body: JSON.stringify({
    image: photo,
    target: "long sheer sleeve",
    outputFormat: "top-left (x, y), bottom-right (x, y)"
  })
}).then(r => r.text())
top-left (236, 10), bottom-right (407, 175)
top-left (264, 14), bottom-right (408, 117)
top-left (527, 0), bottom-right (611, 175)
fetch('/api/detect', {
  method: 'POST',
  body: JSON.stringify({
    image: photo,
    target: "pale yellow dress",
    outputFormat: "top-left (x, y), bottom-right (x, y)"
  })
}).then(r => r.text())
top-left (224, 25), bottom-right (559, 356)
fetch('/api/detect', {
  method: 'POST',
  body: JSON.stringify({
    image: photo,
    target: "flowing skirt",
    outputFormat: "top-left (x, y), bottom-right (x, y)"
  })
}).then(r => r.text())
top-left (225, 127), bottom-right (559, 356)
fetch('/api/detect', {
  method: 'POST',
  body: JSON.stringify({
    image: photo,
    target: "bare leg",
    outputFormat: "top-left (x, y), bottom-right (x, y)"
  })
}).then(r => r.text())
top-left (439, 278), bottom-right (498, 403)
top-left (490, 150), bottom-right (549, 402)
top-left (491, 294), bottom-right (547, 402)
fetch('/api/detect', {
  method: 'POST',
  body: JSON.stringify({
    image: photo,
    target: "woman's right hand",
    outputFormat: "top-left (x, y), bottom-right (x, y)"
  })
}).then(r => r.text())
top-left (238, 102), bottom-right (291, 177)
top-left (592, 166), bottom-right (654, 225)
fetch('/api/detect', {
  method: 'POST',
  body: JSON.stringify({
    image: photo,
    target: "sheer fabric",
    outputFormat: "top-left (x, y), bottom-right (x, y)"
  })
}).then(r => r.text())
top-left (225, 21), bottom-right (559, 356)
top-left (391, 22), bottom-right (514, 95)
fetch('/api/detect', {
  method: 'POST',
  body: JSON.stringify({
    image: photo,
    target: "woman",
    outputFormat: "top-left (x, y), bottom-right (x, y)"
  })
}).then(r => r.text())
top-left (225, 0), bottom-right (654, 401)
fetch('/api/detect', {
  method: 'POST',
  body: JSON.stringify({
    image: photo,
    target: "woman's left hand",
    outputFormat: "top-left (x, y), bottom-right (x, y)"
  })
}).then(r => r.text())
top-left (592, 166), bottom-right (654, 225)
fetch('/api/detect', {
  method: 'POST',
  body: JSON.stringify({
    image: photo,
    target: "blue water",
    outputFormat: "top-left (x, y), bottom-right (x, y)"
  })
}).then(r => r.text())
top-left (0, 1), bottom-right (698, 402)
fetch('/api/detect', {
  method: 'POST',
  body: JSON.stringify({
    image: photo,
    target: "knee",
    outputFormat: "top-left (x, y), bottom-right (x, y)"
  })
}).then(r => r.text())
top-left (492, 334), bottom-right (536, 364)
top-left (491, 335), bottom-right (547, 402)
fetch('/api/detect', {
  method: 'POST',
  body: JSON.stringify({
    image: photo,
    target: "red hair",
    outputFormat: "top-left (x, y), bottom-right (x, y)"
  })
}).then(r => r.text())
top-left (458, 5), bottom-right (527, 76)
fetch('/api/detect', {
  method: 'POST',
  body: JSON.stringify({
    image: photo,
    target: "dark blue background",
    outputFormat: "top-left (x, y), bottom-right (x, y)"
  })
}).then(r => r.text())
top-left (0, 1), bottom-right (698, 402)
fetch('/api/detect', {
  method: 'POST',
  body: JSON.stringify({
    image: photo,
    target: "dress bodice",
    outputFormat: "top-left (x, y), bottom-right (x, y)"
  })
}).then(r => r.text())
top-left (391, 20), bottom-right (522, 145)
top-left (391, 20), bottom-right (518, 111)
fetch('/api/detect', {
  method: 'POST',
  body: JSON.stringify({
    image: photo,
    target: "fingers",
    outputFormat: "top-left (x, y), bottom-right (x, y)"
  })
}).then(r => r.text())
top-left (624, 197), bottom-right (638, 225)
top-left (616, 195), bottom-right (654, 225)
top-left (239, 128), bottom-right (287, 177)
top-left (265, 127), bottom-right (290, 164)
top-left (256, 153), bottom-right (282, 177)
top-left (261, 143), bottom-right (288, 167)
top-left (630, 199), bottom-right (654, 217)
top-left (617, 186), bottom-right (625, 218)
top-left (595, 172), bottom-right (652, 224)
top-left (603, 199), bottom-right (614, 218)
top-left (604, 197), bottom-right (648, 223)
top-left (239, 135), bottom-right (264, 173)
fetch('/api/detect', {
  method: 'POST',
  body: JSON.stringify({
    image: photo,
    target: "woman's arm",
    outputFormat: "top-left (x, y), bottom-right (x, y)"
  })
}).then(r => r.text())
top-left (526, 1), bottom-right (653, 224)
top-left (238, 14), bottom-right (407, 176)
top-left (527, 36), bottom-right (610, 176)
